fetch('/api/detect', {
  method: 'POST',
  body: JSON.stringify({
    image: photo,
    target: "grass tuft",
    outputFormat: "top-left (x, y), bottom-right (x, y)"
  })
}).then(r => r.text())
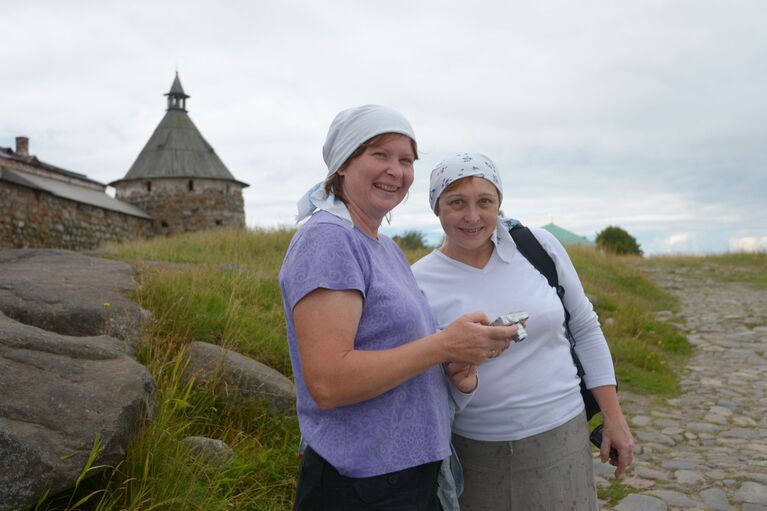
top-left (597, 480), bottom-right (632, 506)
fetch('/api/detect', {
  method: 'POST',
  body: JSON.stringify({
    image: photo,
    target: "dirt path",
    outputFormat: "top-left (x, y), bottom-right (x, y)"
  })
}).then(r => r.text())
top-left (597, 263), bottom-right (767, 511)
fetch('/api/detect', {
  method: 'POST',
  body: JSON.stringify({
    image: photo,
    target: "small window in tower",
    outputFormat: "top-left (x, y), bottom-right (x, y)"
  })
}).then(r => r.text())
top-left (215, 220), bottom-right (223, 227)
top-left (146, 181), bottom-right (152, 192)
top-left (188, 180), bottom-right (194, 191)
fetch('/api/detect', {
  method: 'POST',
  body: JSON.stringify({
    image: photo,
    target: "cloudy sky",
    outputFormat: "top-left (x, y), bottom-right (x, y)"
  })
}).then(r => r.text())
top-left (2, 0), bottom-right (765, 254)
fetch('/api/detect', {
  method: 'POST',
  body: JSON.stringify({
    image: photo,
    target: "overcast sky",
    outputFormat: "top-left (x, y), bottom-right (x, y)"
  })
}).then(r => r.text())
top-left (2, 0), bottom-right (765, 254)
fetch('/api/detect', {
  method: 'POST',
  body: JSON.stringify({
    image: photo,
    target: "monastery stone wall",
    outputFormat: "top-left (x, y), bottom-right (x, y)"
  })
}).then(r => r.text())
top-left (0, 181), bottom-right (152, 250)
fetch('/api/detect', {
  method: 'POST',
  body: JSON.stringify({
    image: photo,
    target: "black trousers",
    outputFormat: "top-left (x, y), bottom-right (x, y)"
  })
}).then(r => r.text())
top-left (294, 446), bottom-right (442, 511)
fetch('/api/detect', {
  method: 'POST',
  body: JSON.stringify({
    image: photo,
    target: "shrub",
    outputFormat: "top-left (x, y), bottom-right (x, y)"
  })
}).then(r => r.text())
top-left (596, 226), bottom-right (643, 256)
top-left (392, 230), bottom-right (429, 250)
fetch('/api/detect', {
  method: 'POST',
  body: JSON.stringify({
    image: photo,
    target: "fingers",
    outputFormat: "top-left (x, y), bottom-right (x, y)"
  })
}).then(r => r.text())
top-left (489, 323), bottom-right (517, 339)
top-left (461, 311), bottom-right (491, 325)
top-left (444, 361), bottom-right (471, 377)
top-left (444, 362), bottom-right (478, 392)
top-left (484, 324), bottom-right (518, 360)
top-left (614, 442), bottom-right (634, 477)
top-left (601, 422), bottom-right (635, 478)
top-left (441, 315), bottom-right (519, 364)
top-left (612, 444), bottom-right (632, 477)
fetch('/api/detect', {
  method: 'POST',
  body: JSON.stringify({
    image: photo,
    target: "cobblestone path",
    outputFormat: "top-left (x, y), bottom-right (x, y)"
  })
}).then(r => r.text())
top-left (595, 264), bottom-right (767, 511)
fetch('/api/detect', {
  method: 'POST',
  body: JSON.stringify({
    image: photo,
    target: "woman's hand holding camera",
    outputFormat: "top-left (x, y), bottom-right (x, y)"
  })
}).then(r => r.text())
top-left (439, 312), bottom-right (517, 364)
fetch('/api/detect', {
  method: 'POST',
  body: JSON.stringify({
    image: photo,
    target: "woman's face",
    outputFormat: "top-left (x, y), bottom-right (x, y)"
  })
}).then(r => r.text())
top-left (437, 177), bottom-right (500, 255)
top-left (339, 134), bottom-right (415, 223)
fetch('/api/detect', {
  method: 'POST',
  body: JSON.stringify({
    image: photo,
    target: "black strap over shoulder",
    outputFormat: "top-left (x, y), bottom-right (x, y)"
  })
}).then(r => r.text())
top-left (509, 222), bottom-right (577, 356)
top-left (509, 223), bottom-right (559, 290)
top-left (509, 222), bottom-right (602, 420)
top-left (509, 223), bottom-right (573, 342)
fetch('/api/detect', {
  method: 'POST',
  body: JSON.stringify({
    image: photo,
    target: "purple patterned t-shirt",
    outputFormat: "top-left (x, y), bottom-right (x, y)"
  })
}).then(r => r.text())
top-left (279, 211), bottom-right (451, 477)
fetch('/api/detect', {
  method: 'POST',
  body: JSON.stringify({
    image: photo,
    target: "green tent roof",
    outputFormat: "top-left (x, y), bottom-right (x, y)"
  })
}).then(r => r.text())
top-left (541, 223), bottom-right (594, 246)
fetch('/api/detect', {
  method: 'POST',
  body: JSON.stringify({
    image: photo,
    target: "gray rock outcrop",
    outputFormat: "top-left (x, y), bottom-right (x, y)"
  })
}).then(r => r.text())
top-left (183, 341), bottom-right (295, 413)
top-left (0, 312), bottom-right (156, 511)
top-left (0, 249), bottom-right (148, 353)
top-left (181, 436), bottom-right (235, 466)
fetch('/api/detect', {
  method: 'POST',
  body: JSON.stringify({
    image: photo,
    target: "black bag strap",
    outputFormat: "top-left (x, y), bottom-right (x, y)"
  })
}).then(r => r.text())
top-left (509, 223), bottom-right (585, 378)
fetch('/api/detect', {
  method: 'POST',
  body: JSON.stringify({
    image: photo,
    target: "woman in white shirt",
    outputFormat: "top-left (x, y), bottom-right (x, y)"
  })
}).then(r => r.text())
top-left (412, 153), bottom-right (634, 510)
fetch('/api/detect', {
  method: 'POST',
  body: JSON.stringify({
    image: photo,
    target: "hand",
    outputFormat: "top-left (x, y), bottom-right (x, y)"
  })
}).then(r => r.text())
top-left (444, 362), bottom-right (477, 393)
top-left (601, 413), bottom-right (635, 478)
top-left (439, 312), bottom-right (517, 364)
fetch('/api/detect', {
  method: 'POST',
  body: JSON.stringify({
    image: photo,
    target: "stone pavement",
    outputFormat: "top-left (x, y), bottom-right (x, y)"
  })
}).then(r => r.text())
top-left (596, 263), bottom-right (767, 511)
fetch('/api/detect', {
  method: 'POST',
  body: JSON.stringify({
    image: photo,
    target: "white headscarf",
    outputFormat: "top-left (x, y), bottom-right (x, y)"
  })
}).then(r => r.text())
top-left (429, 153), bottom-right (516, 262)
top-left (295, 104), bottom-right (416, 223)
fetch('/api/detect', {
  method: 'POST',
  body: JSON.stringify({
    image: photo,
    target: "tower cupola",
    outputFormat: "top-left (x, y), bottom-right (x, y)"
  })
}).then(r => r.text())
top-left (111, 72), bottom-right (248, 236)
top-left (165, 72), bottom-right (189, 112)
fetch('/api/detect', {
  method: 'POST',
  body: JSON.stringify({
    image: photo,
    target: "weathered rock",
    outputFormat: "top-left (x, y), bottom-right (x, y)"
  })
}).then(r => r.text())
top-left (624, 476), bottom-right (655, 490)
top-left (0, 249), bottom-right (148, 352)
top-left (0, 313), bottom-right (156, 511)
top-left (614, 493), bottom-right (668, 511)
top-left (699, 487), bottom-right (730, 511)
top-left (660, 459), bottom-right (698, 470)
top-left (634, 466), bottom-right (671, 480)
top-left (737, 482), bottom-right (767, 505)
top-left (675, 469), bottom-right (706, 484)
top-left (635, 431), bottom-right (676, 446)
top-left (632, 415), bottom-right (653, 426)
top-left (593, 457), bottom-right (618, 477)
top-left (183, 341), bottom-right (295, 413)
top-left (182, 436), bottom-right (234, 466)
top-left (646, 489), bottom-right (696, 508)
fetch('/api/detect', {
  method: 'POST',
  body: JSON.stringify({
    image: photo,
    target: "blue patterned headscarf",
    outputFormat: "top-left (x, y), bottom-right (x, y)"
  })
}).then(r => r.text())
top-left (429, 153), bottom-right (518, 263)
top-left (428, 153), bottom-right (503, 213)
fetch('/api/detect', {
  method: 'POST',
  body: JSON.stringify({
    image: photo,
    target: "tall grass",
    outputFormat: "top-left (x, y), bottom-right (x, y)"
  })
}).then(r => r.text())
top-left (101, 227), bottom-right (296, 271)
top-left (41, 228), bottom-right (710, 509)
top-left (134, 264), bottom-right (290, 375)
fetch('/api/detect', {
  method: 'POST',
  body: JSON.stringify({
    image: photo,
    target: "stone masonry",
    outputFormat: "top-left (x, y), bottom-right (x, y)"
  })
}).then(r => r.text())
top-left (0, 180), bottom-right (152, 250)
top-left (116, 178), bottom-right (245, 235)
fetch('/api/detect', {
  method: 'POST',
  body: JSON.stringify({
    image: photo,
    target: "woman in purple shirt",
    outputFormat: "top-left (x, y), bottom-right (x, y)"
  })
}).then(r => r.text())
top-left (279, 105), bottom-right (518, 510)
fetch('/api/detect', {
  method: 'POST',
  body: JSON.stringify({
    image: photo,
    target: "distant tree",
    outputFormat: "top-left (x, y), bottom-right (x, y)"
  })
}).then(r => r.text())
top-left (393, 230), bottom-right (429, 250)
top-left (595, 226), bottom-right (643, 256)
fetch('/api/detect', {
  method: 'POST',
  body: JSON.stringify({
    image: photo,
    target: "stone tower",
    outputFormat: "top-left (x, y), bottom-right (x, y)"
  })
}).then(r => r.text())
top-left (111, 73), bottom-right (249, 235)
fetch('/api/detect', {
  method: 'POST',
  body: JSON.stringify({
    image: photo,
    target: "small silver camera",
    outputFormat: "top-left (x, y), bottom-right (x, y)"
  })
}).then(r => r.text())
top-left (491, 311), bottom-right (529, 342)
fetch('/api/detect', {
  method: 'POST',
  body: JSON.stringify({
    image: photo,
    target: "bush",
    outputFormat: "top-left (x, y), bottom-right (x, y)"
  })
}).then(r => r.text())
top-left (596, 226), bottom-right (643, 256)
top-left (392, 230), bottom-right (429, 250)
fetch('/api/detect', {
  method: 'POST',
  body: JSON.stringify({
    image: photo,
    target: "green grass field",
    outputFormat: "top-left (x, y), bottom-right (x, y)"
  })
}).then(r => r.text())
top-left (37, 228), bottom-right (763, 510)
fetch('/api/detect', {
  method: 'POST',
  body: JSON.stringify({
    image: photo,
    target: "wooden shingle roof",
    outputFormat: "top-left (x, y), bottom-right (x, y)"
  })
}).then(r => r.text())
top-left (110, 75), bottom-right (248, 187)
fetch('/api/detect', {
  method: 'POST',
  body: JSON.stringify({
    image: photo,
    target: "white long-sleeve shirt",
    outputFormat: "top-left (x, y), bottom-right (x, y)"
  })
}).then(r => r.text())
top-left (412, 227), bottom-right (616, 441)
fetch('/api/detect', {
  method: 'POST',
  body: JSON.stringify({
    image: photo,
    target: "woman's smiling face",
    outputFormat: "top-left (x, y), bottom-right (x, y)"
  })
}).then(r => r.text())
top-left (437, 176), bottom-right (500, 262)
top-left (339, 134), bottom-right (415, 227)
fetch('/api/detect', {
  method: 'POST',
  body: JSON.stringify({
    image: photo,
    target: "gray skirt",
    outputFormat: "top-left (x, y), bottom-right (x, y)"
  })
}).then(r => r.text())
top-left (453, 411), bottom-right (597, 511)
